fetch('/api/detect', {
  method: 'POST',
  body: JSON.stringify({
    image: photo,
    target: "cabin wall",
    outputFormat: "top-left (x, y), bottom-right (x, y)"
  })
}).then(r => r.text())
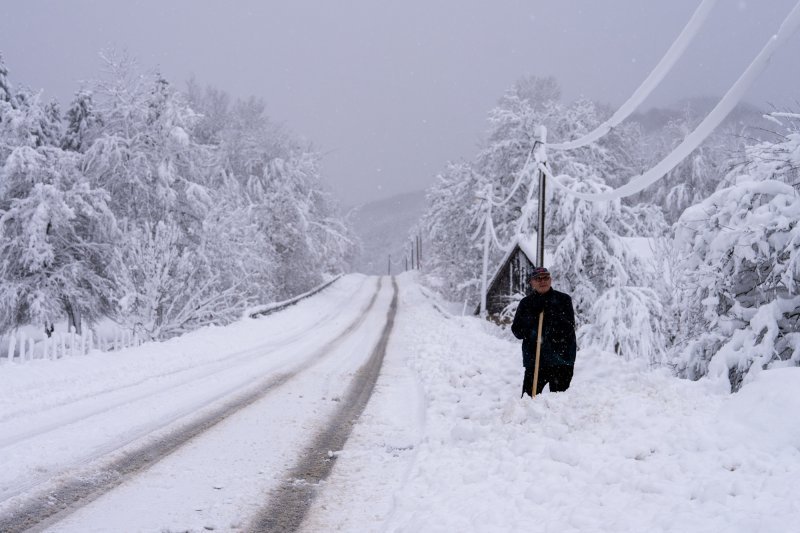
top-left (486, 249), bottom-right (535, 316)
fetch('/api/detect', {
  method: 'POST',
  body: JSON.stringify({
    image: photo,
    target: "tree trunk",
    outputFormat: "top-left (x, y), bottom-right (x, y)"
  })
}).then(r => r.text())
top-left (63, 296), bottom-right (82, 334)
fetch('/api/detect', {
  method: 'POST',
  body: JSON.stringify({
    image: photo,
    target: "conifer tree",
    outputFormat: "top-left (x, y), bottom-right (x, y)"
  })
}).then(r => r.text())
top-left (0, 53), bottom-right (12, 105)
top-left (62, 90), bottom-right (101, 152)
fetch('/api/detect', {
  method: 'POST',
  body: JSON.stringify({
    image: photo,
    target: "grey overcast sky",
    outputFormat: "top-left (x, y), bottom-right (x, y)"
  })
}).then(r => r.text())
top-left (1, 1), bottom-right (799, 205)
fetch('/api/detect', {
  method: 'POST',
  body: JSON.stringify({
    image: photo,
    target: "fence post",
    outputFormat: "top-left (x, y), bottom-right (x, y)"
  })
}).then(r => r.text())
top-left (7, 333), bottom-right (16, 361)
top-left (417, 235), bottom-right (422, 269)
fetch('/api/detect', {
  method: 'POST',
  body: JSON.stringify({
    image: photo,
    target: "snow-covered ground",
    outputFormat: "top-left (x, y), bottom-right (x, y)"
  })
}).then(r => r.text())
top-left (1, 273), bottom-right (799, 532)
top-left (306, 274), bottom-right (800, 532)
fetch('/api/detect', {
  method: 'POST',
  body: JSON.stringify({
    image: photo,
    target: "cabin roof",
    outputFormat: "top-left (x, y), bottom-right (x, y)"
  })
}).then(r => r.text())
top-left (485, 233), bottom-right (537, 295)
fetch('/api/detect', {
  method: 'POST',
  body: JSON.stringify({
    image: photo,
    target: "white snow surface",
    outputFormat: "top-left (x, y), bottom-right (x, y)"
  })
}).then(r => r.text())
top-left (1, 273), bottom-right (799, 532)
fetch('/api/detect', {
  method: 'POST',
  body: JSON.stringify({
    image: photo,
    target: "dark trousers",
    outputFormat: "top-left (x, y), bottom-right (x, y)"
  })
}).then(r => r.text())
top-left (521, 365), bottom-right (574, 397)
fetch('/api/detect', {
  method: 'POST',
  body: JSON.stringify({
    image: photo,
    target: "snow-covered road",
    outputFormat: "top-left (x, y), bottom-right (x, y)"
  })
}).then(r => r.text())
top-left (0, 275), bottom-right (399, 531)
top-left (1, 273), bottom-right (799, 532)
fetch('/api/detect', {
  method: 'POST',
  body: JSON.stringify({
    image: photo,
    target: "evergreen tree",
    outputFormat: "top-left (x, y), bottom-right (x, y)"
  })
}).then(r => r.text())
top-left (62, 90), bottom-right (101, 152)
top-left (421, 161), bottom-right (484, 303)
top-left (0, 55), bottom-right (18, 162)
top-left (12, 89), bottom-right (62, 148)
top-left (0, 52), bottom-right (12, 105)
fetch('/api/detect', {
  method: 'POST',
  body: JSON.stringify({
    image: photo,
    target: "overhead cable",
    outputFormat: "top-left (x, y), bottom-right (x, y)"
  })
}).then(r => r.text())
top-left (545, 0), bottom-right (800, 202)
top-left (550, 0), bottom-right (718, 151)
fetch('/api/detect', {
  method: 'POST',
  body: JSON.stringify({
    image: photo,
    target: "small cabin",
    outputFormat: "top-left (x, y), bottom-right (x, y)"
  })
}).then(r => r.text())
top-left (478, 236), bottom-right (540, 317)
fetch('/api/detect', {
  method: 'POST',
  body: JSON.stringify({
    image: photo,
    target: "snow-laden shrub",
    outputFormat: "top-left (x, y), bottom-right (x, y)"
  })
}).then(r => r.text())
top-left (707, 296), bottom-right (800, 390)
top-left (111, 221), bottom-right (237, 341)
top-left (580, 286), bottom-right (668, 365)
top-left (672, 126), bottom-right (800, 390)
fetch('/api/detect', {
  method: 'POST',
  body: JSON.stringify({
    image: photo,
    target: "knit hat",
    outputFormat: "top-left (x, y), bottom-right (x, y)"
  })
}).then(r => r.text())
top-left (530, 267), bottom-right (550, 280)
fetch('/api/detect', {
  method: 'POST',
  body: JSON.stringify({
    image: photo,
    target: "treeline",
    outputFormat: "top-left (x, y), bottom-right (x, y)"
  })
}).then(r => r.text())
top-left (420, 76), bottom-right (799, 390)
top-left (0, 51), bottom-right (357, 341)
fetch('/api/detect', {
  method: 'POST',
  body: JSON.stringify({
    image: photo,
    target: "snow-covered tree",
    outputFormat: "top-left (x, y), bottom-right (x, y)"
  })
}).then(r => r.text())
top-left (636, 103), bottom-right (747, 223)
top-left (200, 194), bottom-right (278, 307)
top-left (0, 146), bottom-right (116, 335)
top-left (0, 51), bottom-right (356, 343)
top-left (548, 174), bottom-right (646, 321)
top-left (62, 90), bottom-right (101, 152)
top-left (12, 89), bottom-right (62, 148)
top-left (187, 81), bottom-right (356, 298)
top-left (85, 57), bottom-right (213, 229)
top-left (421, 76), bottom-right (654, 316)
top-left (421, 161), bottom-right (484, 302)
top-left (252, 152), bottom-right (355, 297)
top-left (473, 77), bottom-right (561, 246)
top-left (184, 79), bottom-right (231, 147)
top-left (0, 63), bottom-right (62, 161)
top-left (0, 55), bottom-right (10, 102)
top-left (0, 55), bottom-right (19, 161)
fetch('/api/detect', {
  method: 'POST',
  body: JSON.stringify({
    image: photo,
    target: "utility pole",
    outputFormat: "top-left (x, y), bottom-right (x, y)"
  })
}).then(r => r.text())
top-left (388, 254), bottom-right (391, 276)
top-left (535, 129), bottom-right (547, 267)
top-left (532, 125), bottom-right (547, 398)
top-left (477, 184), bottom-right (493, 318)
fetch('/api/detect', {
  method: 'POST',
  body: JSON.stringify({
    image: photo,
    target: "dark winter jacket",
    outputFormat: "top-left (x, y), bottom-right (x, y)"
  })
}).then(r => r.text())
top-left (511, 288), bottom-right (577, 368)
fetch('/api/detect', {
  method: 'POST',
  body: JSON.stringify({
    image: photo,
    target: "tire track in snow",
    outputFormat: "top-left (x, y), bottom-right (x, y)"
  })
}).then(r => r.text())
top-left (0, 278), bottom-right (375, 508)
top-left (249, 277), bottom-right (399, 533)
top-left (0, 279), bottom-right (385, 533)
top-left (0, 276), bottom-right (361, 432)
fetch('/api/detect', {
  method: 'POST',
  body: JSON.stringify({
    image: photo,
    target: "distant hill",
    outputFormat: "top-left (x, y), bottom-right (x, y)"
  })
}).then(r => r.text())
top-left (348, 191), bottom-right (427, 275)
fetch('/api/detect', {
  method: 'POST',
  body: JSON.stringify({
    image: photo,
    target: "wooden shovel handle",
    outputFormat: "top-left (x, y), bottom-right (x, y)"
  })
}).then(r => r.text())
top-left (532, 311), bottom-right (544, 397)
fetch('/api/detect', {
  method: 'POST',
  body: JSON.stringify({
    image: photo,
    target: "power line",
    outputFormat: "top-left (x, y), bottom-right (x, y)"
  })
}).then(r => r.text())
top-left (550, 0), bottom-right (718, 152)
top-left (546, 0), bottom-right (800, 202)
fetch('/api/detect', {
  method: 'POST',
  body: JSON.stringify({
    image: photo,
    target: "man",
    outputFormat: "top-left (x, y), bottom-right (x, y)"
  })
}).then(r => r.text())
top-left (511, 267), bottom-right (577, 397)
